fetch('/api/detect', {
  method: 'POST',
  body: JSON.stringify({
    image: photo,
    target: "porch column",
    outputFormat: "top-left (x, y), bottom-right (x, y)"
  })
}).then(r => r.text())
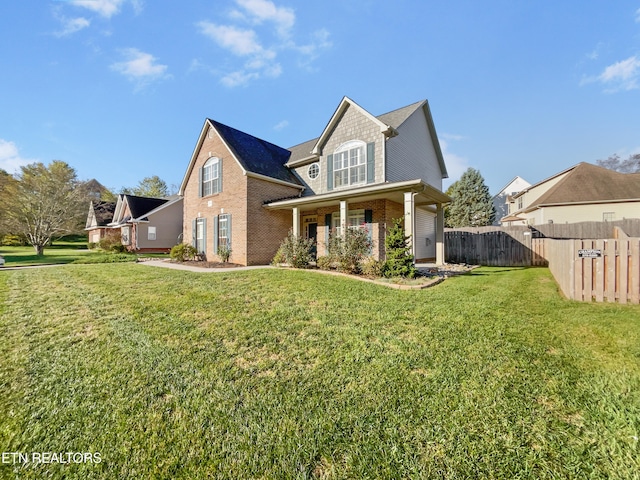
top-left (404, 192), bottom-right (415, 258)
top-left (436, 203), bottom-right (445, 266)
top-left (292, 207), bottom-right (300, 237)
top-left (340, 200), bottom-right (348, 238)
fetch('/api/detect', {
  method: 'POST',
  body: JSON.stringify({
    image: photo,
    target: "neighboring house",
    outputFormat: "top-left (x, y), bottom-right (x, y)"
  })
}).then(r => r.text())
top-left (501, 162), bottom-right (640, 226)
top-left (491, 176), bottom-right (531, 225)
top-left (108, 194), bottom-right (183, 252)
top-left (85, 200), bottom-right (116, 244)
top-left (179, 96), bottom-right (450, 266)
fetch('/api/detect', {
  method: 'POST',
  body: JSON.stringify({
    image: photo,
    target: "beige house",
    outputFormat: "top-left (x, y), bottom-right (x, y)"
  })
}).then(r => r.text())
top-left (108, 194), bottom-right (183, 252)
top-left (502, 162), bottom-right (640, 226)
top-left (492, 176), bottom-right (531, 225)
top-left (179, 96), bottom-right (450, 266)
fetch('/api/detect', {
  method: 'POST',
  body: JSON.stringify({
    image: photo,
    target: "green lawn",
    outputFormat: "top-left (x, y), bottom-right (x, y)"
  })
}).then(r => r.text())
top-left (0, 265), bottom-right (638, 479)
top-left (0, 240), bottom-right (165, 266)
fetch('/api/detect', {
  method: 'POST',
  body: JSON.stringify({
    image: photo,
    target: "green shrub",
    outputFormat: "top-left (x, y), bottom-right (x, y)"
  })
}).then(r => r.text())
top-left (272, 231), bottom-right (315, 269)
top-left (382, 218), bottom-right (418, 278)
top-left (1, 234), bottom-right (27, 246)
top-left (170, 243), bottom-right (198, 262)
top-left (327, 227), bottom-right (372, 274)
top-left (72, 253), bottom-right (137, 264)
top-left (316, 255), bottom-right (334, 271)
top-left (217, 244), bottom-right (231, 263)
top-left (87, 242), bottom-right (98, 250)
top-left (98, 231), bottom-right (126, 252)
top-left (360, 256), bottom-right (384, 278)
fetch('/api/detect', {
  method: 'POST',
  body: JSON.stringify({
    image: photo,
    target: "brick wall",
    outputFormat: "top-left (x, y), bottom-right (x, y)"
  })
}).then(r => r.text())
top-left (183, 125), bottom-right (249, 264)
top-left (246, 177), bottom-right (301, 265)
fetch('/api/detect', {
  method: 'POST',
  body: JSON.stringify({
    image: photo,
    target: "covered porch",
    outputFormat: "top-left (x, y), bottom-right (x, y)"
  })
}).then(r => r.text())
top-left (265, 179), bottom-right (450, 265)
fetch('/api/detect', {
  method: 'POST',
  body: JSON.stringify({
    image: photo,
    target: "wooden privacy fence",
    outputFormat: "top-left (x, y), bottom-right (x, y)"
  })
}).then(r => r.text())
top-left (445, 229), bottom-right (547, 267)
top-left (546, 238), bottom-right (640, 304)
top-left (445, 227), bottom-right (640, 304)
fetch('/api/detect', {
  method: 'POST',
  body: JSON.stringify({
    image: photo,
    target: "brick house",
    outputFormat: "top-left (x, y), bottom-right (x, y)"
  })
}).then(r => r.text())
top-left (179, 96), bottom-right (450, 266)
top-left (108, 194), bottom-right (183, 253)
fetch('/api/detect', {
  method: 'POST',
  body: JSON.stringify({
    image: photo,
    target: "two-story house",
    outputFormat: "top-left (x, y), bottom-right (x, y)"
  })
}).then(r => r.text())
top-left (179, 96), bottom-right (450, 266)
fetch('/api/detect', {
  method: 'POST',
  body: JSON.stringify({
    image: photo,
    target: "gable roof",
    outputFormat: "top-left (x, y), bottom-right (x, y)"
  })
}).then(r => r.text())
top-left (209, 119), bottom-right (301, 185)
top-left (92, 201), bottom-right (116, 226)
top-left (286, 98), bottom-right (446, 177)
top-left (521, 162), bottom-right (640, 211)
top-left (311, 96), bottom-right (397, 156)
top-left (110, 194), bottom-right (169, 225)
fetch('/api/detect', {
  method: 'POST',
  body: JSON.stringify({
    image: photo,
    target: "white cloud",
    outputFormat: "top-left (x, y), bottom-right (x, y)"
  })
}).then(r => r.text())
top-left (0, 140), bottom-right (34, 174)
top-left (68, 0), bottom-right (126, 18)
top-left (636, 8), bottom-right (640, 23)
top-left (221, 70), bottom-right (260, 88)
top-left (273, 120), bottom-right (288, 131)
top-left (198, 23), bottom-right (264, 56)
top-left (597, 55), bottom-right (640, 91)
top-left (197, 0), bottom-right (330, 87)
top-left (54, 16), bottom-right (90, 37)
top-left (110, 48), bottom-right (169, 88)
top-left (233, 0), bottom-right (295, 37)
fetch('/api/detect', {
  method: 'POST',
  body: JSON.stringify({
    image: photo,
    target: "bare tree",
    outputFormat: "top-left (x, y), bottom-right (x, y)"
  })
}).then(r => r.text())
top-left (1, 161), bottom-right (88, 255)
top-left (597, 153), bottom-right (640, 173)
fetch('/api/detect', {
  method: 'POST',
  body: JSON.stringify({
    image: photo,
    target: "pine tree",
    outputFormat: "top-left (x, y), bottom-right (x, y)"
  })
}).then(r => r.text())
top-left (383, 218), bottom-right (417, 278)
top-left (445, 168), bottom-right (495, 227)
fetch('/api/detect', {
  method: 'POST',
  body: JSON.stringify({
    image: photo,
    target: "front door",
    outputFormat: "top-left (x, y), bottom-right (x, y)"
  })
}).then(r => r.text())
top-left (304, 217), bottom-right (318, 258)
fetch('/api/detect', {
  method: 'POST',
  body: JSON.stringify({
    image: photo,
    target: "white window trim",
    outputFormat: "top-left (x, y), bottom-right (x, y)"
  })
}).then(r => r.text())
top-left (202, 157), bottom-right (220, 196)
top-left (148, 226), bottom-right (156, 241)
top-left (218, 214), bottom-right (230, 248)
top-left (196, 218), bottom-right (205, 254)
top-left (308, 162), bottom-right (320, 180)
top-left (333, 140), bottom-right (366, 189)
top-left (332, 209), bottom-right (366, 235)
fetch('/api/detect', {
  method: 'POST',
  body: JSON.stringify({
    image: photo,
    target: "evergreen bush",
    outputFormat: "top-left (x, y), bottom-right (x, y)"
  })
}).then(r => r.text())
top-left (382, 218), bottom-right (418, 278)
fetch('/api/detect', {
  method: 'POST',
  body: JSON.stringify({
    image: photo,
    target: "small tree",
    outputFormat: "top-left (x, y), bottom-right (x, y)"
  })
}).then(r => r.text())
top-left (1, 161), bottom-right (88, 255)
top-left (382, 218), bottom-right (417, 278)
top-left (445, 168), bottom-right (495, 227)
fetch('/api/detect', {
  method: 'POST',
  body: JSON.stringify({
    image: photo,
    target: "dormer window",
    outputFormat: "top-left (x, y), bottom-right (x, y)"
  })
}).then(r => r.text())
top-left (200, 157), bottom-right (222, 197)
top-left (333, 141), bottom-right (366, 188)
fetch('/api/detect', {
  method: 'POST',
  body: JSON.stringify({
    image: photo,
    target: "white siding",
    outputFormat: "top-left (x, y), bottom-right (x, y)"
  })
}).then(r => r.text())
top-left (386, 108), bottom-right (443, 189)
top-left (415, 207), bottom-right (436, 260)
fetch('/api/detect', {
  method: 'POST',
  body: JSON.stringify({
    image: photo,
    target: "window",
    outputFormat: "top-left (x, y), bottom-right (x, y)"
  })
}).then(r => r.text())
top-left (308, 162), bottom-right (320, 180)
top-left (603, 212), bottom-right (615, 222)
top-left (214, 213), bottom-right (232, 253)
top-left (218, 214), bottom-right (229, 247)
top-left (121, 226), bottom-right (130, 245)
top-left (201, 157), bottom-right (221, 196)
top-left (332, 209), bottom-right (366, 235)
top-left (333, 141), bottom-right (366, 188)
top-left (195, 218), bottom-right (206, 254)
top-left (148, 226), bottom-right (156, 241)
top-left (517, 196), bottom-right (523, 210)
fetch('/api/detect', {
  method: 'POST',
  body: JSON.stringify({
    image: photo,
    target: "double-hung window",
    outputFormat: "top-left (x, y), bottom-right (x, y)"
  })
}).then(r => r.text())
top-left (332, 209), bottom-right (365, 236)
top-left (202, 157), bottom-right (221, 196)
top-left (195, 218), bottom-right (206, 254)
top-left (218, 214), bottom-right (229, 247)
top-left (333, 141), bottom-right (366, 188)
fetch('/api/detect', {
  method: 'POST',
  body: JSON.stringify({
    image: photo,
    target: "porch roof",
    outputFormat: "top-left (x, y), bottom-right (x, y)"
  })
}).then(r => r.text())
top-left (264, 179), bottom-right (451, 211)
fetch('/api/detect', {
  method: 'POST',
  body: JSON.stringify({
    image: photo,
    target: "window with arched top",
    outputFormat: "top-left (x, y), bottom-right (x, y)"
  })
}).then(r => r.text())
top-left (200, 157), bottom-right (222, 197)
top-left (332, 140), bottom-right (366, 188)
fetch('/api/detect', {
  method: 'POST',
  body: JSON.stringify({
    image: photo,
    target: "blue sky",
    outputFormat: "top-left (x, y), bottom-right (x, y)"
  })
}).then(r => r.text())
top-left (1, 0), bottom-right (639, 195)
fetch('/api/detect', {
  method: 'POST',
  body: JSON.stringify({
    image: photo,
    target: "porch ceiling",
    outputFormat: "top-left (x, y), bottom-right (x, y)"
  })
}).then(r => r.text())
top-left (264, 179), bottom-right (451, 212)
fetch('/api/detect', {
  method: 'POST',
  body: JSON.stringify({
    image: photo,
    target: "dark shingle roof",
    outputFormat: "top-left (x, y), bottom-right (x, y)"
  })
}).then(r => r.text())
top-left (93, 201), bottom-right (116, 226)
top-left (125, 195), bottom-right (168, 220)
top-left (211, 119), bottom-right (301, 185)
top-left (527, 162), bottom-right (640, 208)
